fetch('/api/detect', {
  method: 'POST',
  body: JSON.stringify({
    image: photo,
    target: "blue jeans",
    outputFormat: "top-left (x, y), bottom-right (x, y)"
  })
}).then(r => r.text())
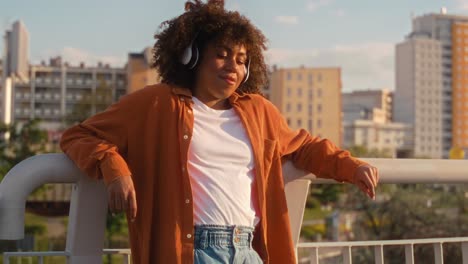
top-left (194, 225), bottom-right (263, 264)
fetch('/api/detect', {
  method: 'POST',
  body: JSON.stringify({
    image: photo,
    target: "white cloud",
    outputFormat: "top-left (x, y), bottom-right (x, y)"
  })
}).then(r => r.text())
top-left (275, 16), bottom-right (299, 25)
top-left (331, 9), bottom-right (345, 17)
top-left (35, 47), bottom-right (126, 67)
top-left (307, 0), bottom-right (333, 12)
top-left (456, 0), bottom-right (468, 10)
top-left (265, 42), bottom-right (394, 91)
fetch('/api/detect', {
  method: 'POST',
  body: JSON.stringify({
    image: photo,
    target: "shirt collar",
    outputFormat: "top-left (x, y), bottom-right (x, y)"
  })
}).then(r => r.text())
top-left (170, 84), bottom-right (251, 104)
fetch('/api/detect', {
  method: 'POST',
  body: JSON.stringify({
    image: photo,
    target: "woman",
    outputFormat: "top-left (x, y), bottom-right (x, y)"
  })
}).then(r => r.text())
top-left (60, 0), bottom-right (378, 263)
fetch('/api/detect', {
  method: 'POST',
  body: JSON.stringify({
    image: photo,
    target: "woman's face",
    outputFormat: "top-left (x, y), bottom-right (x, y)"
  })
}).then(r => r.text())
top-left (193, 40), bottom-right (248, 108)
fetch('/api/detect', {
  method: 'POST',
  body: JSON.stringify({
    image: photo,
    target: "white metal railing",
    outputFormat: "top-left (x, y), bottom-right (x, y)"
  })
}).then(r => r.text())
top-left (1, 156), bottom-right (468, 264)
top-left (3, 249), bottom-right (132, 264)
top-left (286, 158), bottom-right (468, 264)
top-left (298, 237), bottom-right (468, 264)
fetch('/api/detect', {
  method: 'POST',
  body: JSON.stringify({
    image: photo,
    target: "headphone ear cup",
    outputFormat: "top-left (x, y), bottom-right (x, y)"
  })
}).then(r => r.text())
top-left (180, 42), bottom-right (199, 69)
top-left (187, 43), bottom-right (199, 69)
top-left (242, 59), bottom-right (250, 84)
top-left (180, 44), bottom-right (192, 65)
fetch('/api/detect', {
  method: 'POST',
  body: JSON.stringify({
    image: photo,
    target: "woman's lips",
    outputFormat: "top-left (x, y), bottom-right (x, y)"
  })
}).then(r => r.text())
top-left (220, 75), bottom-right (236, 85)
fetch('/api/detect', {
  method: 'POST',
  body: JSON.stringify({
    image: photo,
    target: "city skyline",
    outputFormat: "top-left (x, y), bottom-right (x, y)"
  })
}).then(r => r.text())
top-left (1, 0), bottom-right (468, 91)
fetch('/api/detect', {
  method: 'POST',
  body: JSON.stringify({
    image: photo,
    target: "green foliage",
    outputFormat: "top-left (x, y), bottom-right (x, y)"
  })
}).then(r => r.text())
top-left (106, 213), bottom-right (128, 239)
top-left (64, 77), bottom-right (113, 125)
top-left (0, 119), bottom-right (48, 179)
top-left (341, 184), bottom-right (468, 263)
top-left (347, 145), bottom-right (393, 158)
top-left (105, 213), bottom-right (129, 264)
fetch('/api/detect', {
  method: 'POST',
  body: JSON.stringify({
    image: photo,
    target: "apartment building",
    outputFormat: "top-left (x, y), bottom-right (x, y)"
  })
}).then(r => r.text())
top-left (127, 47), bottom-right (160, 94)
top-left (342, 89), bottom-right (393, 124)
top-left (342, 89), bottom-right (413, 157)
top-left (11, 58), bottom-right (127, 130)
top-left (268, 66), bottom-right (342, 145)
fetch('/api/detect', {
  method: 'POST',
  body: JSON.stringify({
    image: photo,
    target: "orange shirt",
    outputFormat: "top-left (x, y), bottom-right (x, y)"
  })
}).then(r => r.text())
top-left (60, 83), bottom-right (366, 264)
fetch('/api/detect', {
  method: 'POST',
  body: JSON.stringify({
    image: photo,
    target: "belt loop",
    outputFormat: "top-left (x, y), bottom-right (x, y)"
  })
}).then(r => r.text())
top-left (232, 225), bottom-right (237, 246)
top-left (249, 231), bottom-right (253, 249)
top-left (200, 229), bottom-right (208, 249)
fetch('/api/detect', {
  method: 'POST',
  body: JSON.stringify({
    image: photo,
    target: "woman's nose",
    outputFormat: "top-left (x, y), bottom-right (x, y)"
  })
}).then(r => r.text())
top-left (224, 57), bottom-right (238, 72)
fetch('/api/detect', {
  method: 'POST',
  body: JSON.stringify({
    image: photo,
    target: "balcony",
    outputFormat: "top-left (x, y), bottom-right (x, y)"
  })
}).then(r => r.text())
top-left (0, 156), bottom-right (467, 263)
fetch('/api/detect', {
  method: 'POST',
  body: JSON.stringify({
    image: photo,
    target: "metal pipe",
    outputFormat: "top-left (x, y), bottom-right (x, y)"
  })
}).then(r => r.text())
top-left (283, 159), bottom-right (468, 184)
top-left (0, 153), bottom-right (82, 240)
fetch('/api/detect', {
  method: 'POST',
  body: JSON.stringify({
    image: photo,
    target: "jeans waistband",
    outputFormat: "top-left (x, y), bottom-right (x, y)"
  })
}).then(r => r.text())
top-left (194, 225), bottom-right (255, 249)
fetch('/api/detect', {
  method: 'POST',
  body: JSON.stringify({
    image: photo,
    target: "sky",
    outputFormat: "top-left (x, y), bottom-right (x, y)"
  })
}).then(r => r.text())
top-left (1, 0), bottom-right (468, 92)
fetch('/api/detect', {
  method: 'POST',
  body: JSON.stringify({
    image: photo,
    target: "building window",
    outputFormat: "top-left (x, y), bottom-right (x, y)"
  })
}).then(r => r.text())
top-left (308, 104), bottom-right (313, 115)
top-left (297, 103), bottom-right (302, 112)
top-left (287, 103), bottom-right (291, 112)
top-left (308, 89), bottom-right (313, 101)
top-left (287, 87), bottom-right (291, 97)
top-left (297, 73), bottom-right (302, 81)
top-left (287, 72), bottom-right (292, 80)
top-left (308, 119), bottom-right (313, 131)
top-left (317, 88), bottom-right (322, 97)
top-left (297, 88), bottom-right (302, 96)
top-left (317, 73), bottom-right (322, 82)
top-left (317, 119), bottom-right (322, 128)
top-left (317, 104), bottom-right (322, 113)
top-left (297, 119), bottom-right (302, 127)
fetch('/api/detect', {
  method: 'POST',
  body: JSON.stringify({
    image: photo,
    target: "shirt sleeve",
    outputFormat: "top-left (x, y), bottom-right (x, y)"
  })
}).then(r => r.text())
top-left (267, 101), bottom-right (367, 183)
top-left (60, 93), bottom-right (137, 185)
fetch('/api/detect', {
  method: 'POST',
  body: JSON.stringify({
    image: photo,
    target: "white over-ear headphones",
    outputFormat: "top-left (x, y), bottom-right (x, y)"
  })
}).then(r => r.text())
top-left (180, 34), bottom-right (250, 84)
top-left (180, 37), bottom-right (199, 69)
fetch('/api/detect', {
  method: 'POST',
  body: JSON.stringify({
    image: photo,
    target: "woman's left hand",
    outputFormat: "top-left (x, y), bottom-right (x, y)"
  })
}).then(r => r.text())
top-left (353, 165), bottom-right (379, 200)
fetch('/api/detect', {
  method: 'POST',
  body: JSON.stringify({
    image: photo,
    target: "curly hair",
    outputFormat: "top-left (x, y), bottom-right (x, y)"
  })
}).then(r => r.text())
top-left (152, 0), bottom-right (268, 94)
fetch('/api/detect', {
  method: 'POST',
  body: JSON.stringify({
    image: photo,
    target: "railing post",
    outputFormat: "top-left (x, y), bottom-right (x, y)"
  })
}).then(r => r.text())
top-left (309, 247), bottom-right (319, 264)
top-left (39, 256), bottom-right (44, 264)
top-left (434, 243), bottom-right (443, 264)
top-left (343, 246), bottom-right (352, 264)
top-left (4, 253), bottom-right (9, 264)
top-left (462, 242), bottom-right (468, 264)
top-left (405, 244), bottom-right (414, 264)
top-left (66, 176), bottom-right (108, 264)
top-left (374, 245), bottom-right (384, 264)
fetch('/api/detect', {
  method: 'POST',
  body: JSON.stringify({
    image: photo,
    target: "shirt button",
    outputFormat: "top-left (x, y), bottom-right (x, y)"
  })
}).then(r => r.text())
top-left (185, 199), bottom-right (190, 204)
top-left (183, 135), bottom-right (189, 140)
top-left (187, 234), bottom-right (192, 239)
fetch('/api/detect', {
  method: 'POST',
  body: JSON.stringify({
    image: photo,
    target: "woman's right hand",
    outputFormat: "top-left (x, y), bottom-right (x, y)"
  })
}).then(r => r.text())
top-left (107, 176), bottom-right (137, 221)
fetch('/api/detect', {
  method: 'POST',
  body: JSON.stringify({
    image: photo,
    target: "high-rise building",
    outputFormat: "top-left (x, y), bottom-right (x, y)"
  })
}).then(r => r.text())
top-left (127, 47), bottom-right (159, 94)
top-left (395, 9), bottom-right (468, 158)
top-left (268, 66), bottom-right (342, 145)
top-left (3, 21), bottom-right (29, 81)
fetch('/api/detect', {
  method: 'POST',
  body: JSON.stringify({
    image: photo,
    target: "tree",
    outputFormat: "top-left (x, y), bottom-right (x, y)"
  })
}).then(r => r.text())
top-left (65, 77), bottom-right (113, 125)
top-left (0, 119), bottom-right (48, 180)
top-left (340, 184), bottom-right (468, 263)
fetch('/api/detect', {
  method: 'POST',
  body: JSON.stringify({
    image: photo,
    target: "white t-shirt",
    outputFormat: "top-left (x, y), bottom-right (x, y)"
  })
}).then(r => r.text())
top-left (187, 97), bottom-right (260, 227)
